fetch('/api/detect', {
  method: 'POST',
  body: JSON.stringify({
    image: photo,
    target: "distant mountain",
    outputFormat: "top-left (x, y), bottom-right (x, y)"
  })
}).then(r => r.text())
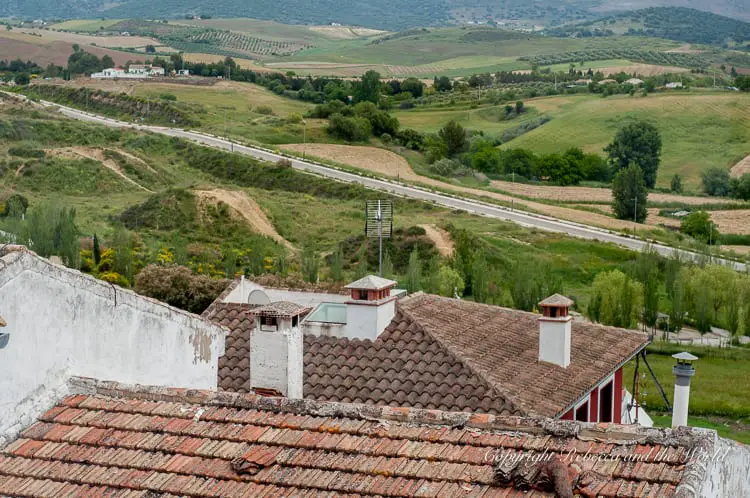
top-left (546, 7), bottom-right (750, 47)
top-left (1, 0), bottom-right (748, 30)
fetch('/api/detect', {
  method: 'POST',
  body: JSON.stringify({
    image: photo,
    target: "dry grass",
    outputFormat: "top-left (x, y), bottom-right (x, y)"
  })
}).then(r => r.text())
top-left (730, 155), bottom-right (750, 178)
top-left (710, 210), bottom-right (750, 235)
top-left (490, 180), bottom-right (741, 205)
top-left (308, 26), bottom-right (386, 39)
top-left (281, 144), bottom-right (419, 180)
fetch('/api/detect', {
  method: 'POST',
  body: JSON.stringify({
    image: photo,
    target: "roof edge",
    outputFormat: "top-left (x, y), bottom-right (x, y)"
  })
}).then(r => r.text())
top-left (67, 376), bottom-right (714, 450)
top-left (201, 277), bottom-right (241, 318)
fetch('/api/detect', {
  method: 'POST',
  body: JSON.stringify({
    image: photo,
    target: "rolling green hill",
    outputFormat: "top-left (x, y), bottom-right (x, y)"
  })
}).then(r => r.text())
top-left (547, 7), bottom-right (750, 47)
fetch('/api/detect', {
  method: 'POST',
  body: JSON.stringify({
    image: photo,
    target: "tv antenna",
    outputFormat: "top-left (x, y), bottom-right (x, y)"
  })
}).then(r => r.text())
top-left (365, 200), bottom-right (393, 276)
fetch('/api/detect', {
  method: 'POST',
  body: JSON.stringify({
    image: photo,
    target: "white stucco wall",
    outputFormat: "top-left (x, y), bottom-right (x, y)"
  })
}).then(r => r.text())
top-left (538, 317), bottom-right (572, 368)
top-left (346, 299), bottom-right (396, 340)
top-left (700, 433), bottom-right (750, 497)
top-left (0, 250), bottom-right (226, 446)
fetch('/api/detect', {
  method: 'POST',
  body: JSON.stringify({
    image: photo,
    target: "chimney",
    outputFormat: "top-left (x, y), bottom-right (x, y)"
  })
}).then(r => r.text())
top-left (249, 302), bottom-right (310, 398)
top-left (344, 275), bottom-right (399, 340)
top-left (671, 352), bottom-right (698, 427)
top-left (537, 294), bottom-right (574, 368)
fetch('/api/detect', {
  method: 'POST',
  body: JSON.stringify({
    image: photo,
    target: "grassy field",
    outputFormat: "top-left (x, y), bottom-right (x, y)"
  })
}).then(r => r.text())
top-left (48, 19), bottom-right (125, 32)
top-left (397, 92), bottom-right (750, 189)
top-left (623, 344), bottom-right (750, 443)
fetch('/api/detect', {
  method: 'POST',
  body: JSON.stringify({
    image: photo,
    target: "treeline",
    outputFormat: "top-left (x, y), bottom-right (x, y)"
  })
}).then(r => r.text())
top-left (701, 168), bottom-right (750, 201)
top-left (19, 85), bottom-right (199, 127)
top-left (520, 49), bottom-right (707, 68)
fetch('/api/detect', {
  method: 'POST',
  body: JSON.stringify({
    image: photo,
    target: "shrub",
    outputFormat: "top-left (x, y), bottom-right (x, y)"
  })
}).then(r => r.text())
top-left (159, 93), bottom-right (177, 101)
top-left (134, 264), bottom-right (229, 313)
top-left (429, 158), bottom-right (462, 177)
top-left (670, 174), bottom-right (683, 193)
top-left (701, 167), bottom-right (731, 197)
top-left (254, 105), bottom-right (275, 115)
top-left (8, 146), bottom-right (45, 158)
top-left (327, 113), bottom-right (372, 142)
top-left (681, 211), bottom-right (719, 244)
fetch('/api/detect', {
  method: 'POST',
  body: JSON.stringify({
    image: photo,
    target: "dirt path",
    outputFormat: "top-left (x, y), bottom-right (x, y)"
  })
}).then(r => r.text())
top-left (196, 189), bottom-right (294, 251)
top-left (730, 155), bottom-right (750, 178)
top-left (420, 224), bottom-right (454, 257)
top-left (44, 147), bottom-right (153, 192)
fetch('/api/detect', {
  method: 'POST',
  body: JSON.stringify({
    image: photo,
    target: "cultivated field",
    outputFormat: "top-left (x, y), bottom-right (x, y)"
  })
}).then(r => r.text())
top-left (309, 26), bottom-right (387, 40)
top-left (542, 59), bottom-right (690, 76)
top-left (730, 155), bottom-right (750, 177)
top-left (17, 28), bottom-right (165, 50)
top-left (281, 144), bottom-right (419, 180)
top-left (710, 210), bottom-right (750, 235)
top-left (0, 31), bottom-right (137, 67)
top-left (48, 19), bottom-right (125, 32)
top-left (182, 53), bottom-right (271, 70)
top-left (490, 180), bottom-right (742, 205)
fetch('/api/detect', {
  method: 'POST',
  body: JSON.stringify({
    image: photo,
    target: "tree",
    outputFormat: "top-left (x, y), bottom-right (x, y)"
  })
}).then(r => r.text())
top-left (356, 70), bottom-right (381, 104)
top-left (605, 121), bottom-right (662, 188)
top-left (612, 164), bottom-right (648, 223)
top-left (470, 144), bottom-right (501, 174)
top-left (400, 78), bottom-right (424, 98)
top-left (101, 55), bottom-right (115, 69)
top-left (111, 227), bottom-right (134, 285)
top-left (437, 265), bottom-right (464, 297)
top-left (405, 247), bottom-right (422, 292)
top-left (587, 270), bottom-right (642, 328)
top-left (438, 120), bottom-right (468, 157)
top-left (301, 243), bottom-right (319, 283)
top-left (500, 149), bottom-right (537, 178)
top-left (93, 233), bottom-right (102, 265)
top-left (701, 168), bottom-right (731, 196)
top-left (134, 265), bottom-right (228, 314)
top-left (681, 211), bottom-right (718, 244)
top-left (13, 73), bottom-right (30, 85)
top-left (515, 101), bottom-right (524, 114)
top-left (536, 153), bottom-right (581, 186)
top-left (327, 114), bottom-right (372, 141)
top-left (736, 75), bottom-right (750, 92)
top-left (471, 252), bottom-right (489, 303)
top-left (145, 44), bottom-right (156, 54)
top-left (730, 174), bottom-right (750, 201)
top-left (670, 174), bottom-right (683, 193)
top-left (330, 244), bottom-right (344, 282)
top-left (23, 203), bottom-right (79, 269)
top-left (434, 76), bottom-right (452, 92)
top-left (381, 249), bottom-right (394, 279)
top-left (633, 245), bottom-right (661, 331)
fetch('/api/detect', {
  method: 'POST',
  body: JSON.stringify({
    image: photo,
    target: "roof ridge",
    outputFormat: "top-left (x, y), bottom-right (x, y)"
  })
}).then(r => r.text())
top-left (201, 278), bottom-right (241, 318)
top-left (395, 301), bottom-right (528, 416)
top-left (67, 376), bottom-right (708, 448)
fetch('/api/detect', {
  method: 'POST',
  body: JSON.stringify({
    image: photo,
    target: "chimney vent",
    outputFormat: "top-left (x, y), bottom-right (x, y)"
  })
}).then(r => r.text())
top-left (671, 352), bottom-right (698, 427)
top-left (538, 294), bottom-right (574, 368)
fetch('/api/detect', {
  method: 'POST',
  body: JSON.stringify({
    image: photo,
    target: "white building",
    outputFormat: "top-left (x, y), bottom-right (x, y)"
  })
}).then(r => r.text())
top-left (666, 82), bottom-right (683, 89)
top-left (625, 78), bottom-right (645, 86)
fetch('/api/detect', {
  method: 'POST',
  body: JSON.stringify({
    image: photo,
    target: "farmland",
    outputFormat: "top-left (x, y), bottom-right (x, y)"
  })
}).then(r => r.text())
top-left (0, 30), bottom-right (138, 67)
top-left (396, 92), bottom-right (750, 189)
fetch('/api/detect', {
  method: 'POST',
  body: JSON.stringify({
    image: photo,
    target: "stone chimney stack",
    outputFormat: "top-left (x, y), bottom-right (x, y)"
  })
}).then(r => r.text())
top-left (671, 352), bottom-right (698, 427)
top-left (249, 302), bottom-right (310, 398)
top-left (537, 294), bottom-right (575, 368)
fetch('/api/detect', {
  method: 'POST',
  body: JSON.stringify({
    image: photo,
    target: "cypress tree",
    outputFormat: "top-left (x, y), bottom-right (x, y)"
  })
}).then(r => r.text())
top-left (93, 233), bottom-right (101, 265)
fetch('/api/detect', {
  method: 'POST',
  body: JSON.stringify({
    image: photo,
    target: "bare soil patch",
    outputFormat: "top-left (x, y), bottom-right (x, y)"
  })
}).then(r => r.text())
top-left (665, 44), bottom-right (704, 54)
top-left (490, 180), bottom-right (740, 205)
top-left (0, 31), bottom-right (134, 67)
top-left (44, 147), bottom-right (153, 192)
top-left (730, 155), bottom-right (750, 178)
top-left (419, 224), bottom-right (454, 257)
top-left (721, 245), bottom-right (750, 255)
top-left (282, 144), bottom-right (419, 180)
top-left (18, 28), bottom-right (162, 49)
top-left (196, 189), bottom-right (293, 250)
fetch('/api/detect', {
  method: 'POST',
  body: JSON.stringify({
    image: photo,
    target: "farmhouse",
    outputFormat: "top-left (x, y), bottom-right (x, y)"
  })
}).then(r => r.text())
top-left (666, 82), bottom-right (684, 89)
top-left (0, 247), bottom-right (749, 496)
top-left (206, 277), bottom-right (651, 424)
top-left (625, 77), bottom-right (645, 86)
top-left (91, 64), bottom-right (165, 79)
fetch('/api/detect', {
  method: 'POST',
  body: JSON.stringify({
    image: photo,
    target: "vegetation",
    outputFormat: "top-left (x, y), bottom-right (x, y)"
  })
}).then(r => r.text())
top-left (681, 211), bottom-right (719, 245)
top-left (612, 164), bottom-right (648, 223)
top-left (134, 265), bottom-right (229, 313)
top-left (605, 121), bottom-right (662, 189)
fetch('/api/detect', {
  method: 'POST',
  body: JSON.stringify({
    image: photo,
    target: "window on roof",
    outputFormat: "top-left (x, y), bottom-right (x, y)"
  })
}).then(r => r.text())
top-left (575, 400), bottom-right (589, 422)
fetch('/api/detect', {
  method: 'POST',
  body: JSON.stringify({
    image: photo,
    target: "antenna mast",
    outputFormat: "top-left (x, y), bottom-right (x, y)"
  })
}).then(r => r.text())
top-left (365, 200), bottom-right (393, 277)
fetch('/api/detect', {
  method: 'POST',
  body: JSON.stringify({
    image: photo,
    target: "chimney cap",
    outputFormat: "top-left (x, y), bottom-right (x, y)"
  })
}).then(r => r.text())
top-left (250, 301), bottom-right (311, 318)
top-left (538, 294), bottom-right (574, 307)
top-left (672, 352), bottom-right (698, 363)
top-left (345, 275), bottom-right (397, 291)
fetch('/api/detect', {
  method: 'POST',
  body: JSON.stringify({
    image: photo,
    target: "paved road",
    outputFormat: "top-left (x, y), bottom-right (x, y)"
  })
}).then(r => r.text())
top-left (36, 98), bottom-right (746, 271)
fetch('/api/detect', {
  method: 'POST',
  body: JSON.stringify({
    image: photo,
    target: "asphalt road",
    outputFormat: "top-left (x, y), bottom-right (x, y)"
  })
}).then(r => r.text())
top-left (37, 98), bottom-right (746, 271)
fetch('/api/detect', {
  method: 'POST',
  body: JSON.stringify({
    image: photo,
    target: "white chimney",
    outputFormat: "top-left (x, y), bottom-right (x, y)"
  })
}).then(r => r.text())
top-left (249, 302), bottom-right (309, 398)
top-left (537, 294), bottom-right (574, 368)
top-left (343, 275), bottom-right (399, 340)
top-left (671, 352), bottom-right (698, 427)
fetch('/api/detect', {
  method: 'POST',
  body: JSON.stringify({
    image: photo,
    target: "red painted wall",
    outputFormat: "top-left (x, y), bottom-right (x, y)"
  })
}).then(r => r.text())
top-left (589, 388), bottom-right (599, 422)
top-left (614, 367), bottom-right (623, 423)
top-left (561, 408), bottom-right (574, 420)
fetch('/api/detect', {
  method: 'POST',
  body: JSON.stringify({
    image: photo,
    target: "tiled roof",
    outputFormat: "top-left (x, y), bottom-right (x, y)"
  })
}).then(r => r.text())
top-left (204, 302), bottom-right (255, 393)
top-left (0, 378), bottom-right (712, 497)
top-left (393, 294), bottom-right (650, 418)
top-left (251, 301), bottom-right (312, 317)
top-left (304, 314), bottom-right (522, 415)
top-left (344, 275), bottom-right (397, 290)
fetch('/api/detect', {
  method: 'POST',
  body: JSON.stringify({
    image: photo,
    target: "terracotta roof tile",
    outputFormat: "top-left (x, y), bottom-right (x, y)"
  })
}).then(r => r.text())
top-left (0, 380), bottom-right (711, 497)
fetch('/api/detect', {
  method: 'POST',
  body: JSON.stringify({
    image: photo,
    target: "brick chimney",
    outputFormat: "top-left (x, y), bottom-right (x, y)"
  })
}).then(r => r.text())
top-left (538, 294), bottom-right (574, 368)
top-left (249, 302), bottom-right (310, 398)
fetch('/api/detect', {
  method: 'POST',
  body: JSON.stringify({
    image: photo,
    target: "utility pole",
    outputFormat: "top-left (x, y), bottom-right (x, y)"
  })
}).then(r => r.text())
top-left (302, 120), bottom-right (307, 159)
top-left (633, 195), bottom-right (638, 232)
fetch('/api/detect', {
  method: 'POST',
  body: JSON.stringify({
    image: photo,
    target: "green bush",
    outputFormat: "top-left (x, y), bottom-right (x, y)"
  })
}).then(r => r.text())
top-left (254, 105), bottom-right (275, 115)
top-left (327, 113), bottom-right (372, 142)
top-left (8, 145), bottom-right (45, 158)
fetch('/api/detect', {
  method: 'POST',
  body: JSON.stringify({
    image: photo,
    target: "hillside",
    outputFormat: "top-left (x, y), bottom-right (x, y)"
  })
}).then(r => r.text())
top-left (2, 0), bottom-right (749, 30)
top-left (548, 7), bottom-right (750, 46)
